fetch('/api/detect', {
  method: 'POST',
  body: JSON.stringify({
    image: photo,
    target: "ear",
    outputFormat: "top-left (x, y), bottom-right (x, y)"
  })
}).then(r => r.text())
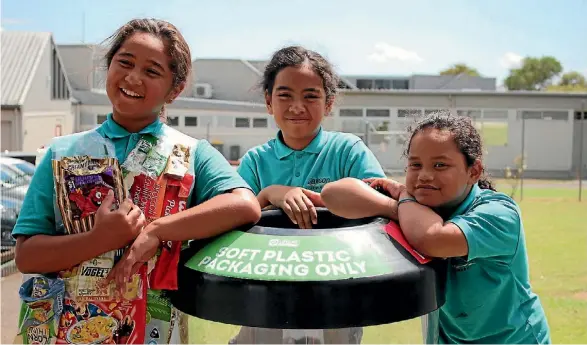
top-left (324, 96), bottom-right (335, 116)
top-left (264, 90), bottom-right (274, 115)
top-left (468, 159), bottom-right (483, 184)
top-left (166, 82), bottom-right (186, 104)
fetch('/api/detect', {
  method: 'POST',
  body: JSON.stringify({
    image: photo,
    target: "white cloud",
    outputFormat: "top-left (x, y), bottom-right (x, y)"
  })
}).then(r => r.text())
top-left (499, 52), bottom-right (523, 69)
top-left (367, 42), bottom-right (424, 63)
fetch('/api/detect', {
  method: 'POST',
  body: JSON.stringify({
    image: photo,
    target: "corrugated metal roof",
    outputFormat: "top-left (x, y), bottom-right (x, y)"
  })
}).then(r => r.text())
top-left (1, 31), bottom-right (51, 106)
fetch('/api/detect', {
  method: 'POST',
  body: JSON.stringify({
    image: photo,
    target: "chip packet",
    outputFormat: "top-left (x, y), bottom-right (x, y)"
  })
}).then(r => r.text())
top-left (52, 156), bottom-right (126, 235)
top-left (56, 266), bottom-right (148, 344)
top-left (15, 276), bottom-right (65, 345)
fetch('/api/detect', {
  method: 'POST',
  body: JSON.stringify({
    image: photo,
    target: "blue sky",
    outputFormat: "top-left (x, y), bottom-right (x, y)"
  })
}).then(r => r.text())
top-left (2, 0), bottom-right (586, 85)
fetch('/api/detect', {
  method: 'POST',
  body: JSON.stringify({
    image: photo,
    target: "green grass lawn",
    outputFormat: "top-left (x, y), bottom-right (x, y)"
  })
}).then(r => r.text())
top-left (185, 184), bottom-right (587, 344)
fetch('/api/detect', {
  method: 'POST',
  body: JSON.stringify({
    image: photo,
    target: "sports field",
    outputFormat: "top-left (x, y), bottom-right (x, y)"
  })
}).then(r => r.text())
top-left (186, 180), bottom-right (586, 344)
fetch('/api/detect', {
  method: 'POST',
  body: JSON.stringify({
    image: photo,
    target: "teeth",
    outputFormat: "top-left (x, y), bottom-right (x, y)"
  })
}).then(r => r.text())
top-left (121, 88), bottom-right (142, 97)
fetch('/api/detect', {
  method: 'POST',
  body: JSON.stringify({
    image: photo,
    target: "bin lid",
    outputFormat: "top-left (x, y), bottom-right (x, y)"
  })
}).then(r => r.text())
top-left (167, 208), bottom-right (447, 329)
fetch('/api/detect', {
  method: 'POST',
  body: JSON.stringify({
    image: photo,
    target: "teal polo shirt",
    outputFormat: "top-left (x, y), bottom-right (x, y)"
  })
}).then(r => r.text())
top-left (12, 113), bottom-right (250, 238)
top-left (436, 184), bottom-right (551, 344)
top-left (237, 128), bottom-right (386, 194)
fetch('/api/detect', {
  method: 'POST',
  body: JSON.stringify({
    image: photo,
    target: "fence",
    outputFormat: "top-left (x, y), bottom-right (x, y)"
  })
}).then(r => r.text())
top-left (361, 109), bottom-right (587, 202)
top-left (1, 172), bottom-right (28, 277)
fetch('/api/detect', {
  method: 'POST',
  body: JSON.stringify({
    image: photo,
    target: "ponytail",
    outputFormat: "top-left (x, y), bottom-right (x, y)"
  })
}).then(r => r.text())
top-left (477, 172), bottom-right (496, 191)
top-left (158, 104), bottom-right (167, 123)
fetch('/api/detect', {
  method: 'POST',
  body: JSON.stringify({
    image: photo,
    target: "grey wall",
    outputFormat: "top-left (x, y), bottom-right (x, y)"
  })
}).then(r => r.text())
top-left (572, 119), bottom-right (587, 178)
top-left (193, 60), bottom-right (265, 103)
top-left (410, 75), bottom-right (496, 90)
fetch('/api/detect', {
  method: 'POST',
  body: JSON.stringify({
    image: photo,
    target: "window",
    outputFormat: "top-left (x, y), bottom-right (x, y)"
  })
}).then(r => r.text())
top-left (392, 79), bottom-right (409, 90)
top-left (253, 118), bottom-right (268, 128)
top-left (235, 118), bottom-right (250, 128)
top-left (482, 110), bottom-right (508, 119)
top-left (518, 111), bottom-right (568, 121)
top-left (542, 111), bottom-right (568, 121)
top-left (398, 109), bottom-right (422, 118)
top-left (576, 112), bottom-right (587, 120)
top-left (366, 109), bottom-right (390, 117)
top-left (167, 116), bottom-right (179, 126)
top-left (356, 79), bottom-right (373, 89)
top-left (339, 109), bottom-right (363, 117)
top-left (424, 109), bottom-right (448, 115)
top-left (97, 114), bottom-right (108, 124)
top-left (374, 79), bottom-right (391, 89)
top-left (185, 116), bottom-right (198, 126)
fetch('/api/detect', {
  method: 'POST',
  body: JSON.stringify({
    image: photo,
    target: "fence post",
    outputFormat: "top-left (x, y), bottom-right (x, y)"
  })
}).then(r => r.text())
top-left (579, 100), bottom-right (585, 201)
top-left (520, 115), bottom-right (525, 201)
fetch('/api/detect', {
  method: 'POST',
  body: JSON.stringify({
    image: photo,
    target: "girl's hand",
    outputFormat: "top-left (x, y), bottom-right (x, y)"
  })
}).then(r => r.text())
top-left (93, 190), bottom-right (146, 251)
top-left (363, 178), bottom-right (407, 200)
top-left (106, 230), bottom-right (160, 293)
top-left (266, 186), bottom-right (323, 229)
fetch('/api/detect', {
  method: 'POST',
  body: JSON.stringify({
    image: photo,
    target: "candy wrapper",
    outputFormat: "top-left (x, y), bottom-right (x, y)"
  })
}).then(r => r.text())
top-left (163, 144), bottom-right (190, 180)
top-left (52, 156), bottom-right (126, 235)
top-left (56, 266), bottom-right (148, 344)
top-left (148, 174), bottom-right (193, 291)
top-left (15, 276), bottom-right (65, 344)
top-left (52, 155), bottom-right (143, 302)
top-left (58, 249), bottom-right (143, 303)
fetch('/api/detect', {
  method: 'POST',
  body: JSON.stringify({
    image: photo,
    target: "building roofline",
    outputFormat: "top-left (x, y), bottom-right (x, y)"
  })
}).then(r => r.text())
top-left (338, 88), bottom-right (587, 98)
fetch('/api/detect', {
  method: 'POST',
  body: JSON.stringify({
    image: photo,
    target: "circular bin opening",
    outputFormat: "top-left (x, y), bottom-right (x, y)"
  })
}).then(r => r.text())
top-left (168, 208), bottom-right (447, 330)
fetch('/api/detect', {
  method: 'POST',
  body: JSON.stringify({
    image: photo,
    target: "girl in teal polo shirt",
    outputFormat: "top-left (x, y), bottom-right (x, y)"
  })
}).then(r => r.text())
top-left (233, 46), bottom-right (385, 344)
top-left (237, 45), bottom-right (385, 230)
top-left (321, 111), bottom-right (551, 344)
top-left (12, 19), bottom-right (260, 344)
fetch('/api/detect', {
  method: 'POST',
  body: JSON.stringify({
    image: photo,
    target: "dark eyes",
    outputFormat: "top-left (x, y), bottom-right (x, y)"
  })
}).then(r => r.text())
top-left (117, 59), bottom-right (161, 76)
top-left (277, 93), bottom-right (320, 99)
top-left (408, 162), bottom-right (449, 169)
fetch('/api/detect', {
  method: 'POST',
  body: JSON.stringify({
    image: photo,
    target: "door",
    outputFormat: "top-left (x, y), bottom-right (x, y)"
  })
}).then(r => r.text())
top-left (1, 121), bottom-right (13, 151)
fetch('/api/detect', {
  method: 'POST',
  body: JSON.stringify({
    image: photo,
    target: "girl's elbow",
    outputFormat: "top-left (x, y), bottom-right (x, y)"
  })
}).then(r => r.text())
top-left (234, 188), bottom-right (262, 223)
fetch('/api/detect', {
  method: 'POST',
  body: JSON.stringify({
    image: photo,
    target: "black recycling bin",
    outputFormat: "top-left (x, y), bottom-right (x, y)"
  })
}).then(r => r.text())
top-left (167, 208), bottom-right (447, 344)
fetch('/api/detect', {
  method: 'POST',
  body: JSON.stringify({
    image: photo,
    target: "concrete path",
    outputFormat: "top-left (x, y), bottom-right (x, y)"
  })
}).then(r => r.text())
top-left (1, 272), bottom-right (22, 344)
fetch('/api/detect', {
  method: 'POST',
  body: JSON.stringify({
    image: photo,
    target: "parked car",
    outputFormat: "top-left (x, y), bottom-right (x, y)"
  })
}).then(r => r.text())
top-left (1, 157), bottom-right (36, 178)
top-left (1, 196), bottom-right (22, 246)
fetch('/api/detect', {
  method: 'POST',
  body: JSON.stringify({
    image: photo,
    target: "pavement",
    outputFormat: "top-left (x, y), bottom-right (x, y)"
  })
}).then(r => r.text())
top-left (1, 272), bottom-right (21, 343)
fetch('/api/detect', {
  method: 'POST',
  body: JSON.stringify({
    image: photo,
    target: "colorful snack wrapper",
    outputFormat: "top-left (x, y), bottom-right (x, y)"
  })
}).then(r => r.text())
top-left (52, 156), bottom-right (126, 235)
top-left (145, 290), bottom-right (177, 344)
top-left (58, 250), bottom-right (143, 302)
top-left (56, 266), bottom-right (148, 344)
top-left (148, 174), bottom-right (193, 291)
top-left (122, 135), bottom-right (158, 174)
top-left (15, 276), bottom-right (65, 344)
top-left (163, 144), bottom-right (190, 180)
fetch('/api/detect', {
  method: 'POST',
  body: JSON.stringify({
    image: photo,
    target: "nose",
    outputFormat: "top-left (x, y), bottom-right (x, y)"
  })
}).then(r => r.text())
top-left (418, 168), bottom-right (434, 182)
top-left (288, 100), bottom-right (305, 115)
top-left (124, 69), bottom-right (142, 86)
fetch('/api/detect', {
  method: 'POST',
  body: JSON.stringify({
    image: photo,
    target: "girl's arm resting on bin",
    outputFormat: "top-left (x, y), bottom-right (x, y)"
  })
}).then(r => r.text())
top-left (15, 231), bottom-right (121, 274)
top-left (145, 188), bottom-right (261, 241)
top-left (321, 178), bottom-right (398, 220)
top-left (397, 190), bottom-right (468, 258)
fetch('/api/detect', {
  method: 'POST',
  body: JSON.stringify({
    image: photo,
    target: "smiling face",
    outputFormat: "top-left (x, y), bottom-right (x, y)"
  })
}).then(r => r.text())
top-left (106, 32), bottom-right (181, 125)
top-left (405, 128), bottom-right (481, 208)
top-left (265, 64), bottom-right (333, 150)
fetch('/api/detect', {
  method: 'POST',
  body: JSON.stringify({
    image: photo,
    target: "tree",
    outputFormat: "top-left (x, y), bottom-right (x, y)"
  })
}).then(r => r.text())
top-left (440, 63), bottom-right (480, 77)
top-left (504, 56), bottom-right (563, 91)
top-left (546, 71), bottom-right (587, 92)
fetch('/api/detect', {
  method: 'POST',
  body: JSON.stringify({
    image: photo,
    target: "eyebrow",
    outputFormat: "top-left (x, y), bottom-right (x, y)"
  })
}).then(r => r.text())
top-left (275, 86), bottom-right (321, 93)
top-left (408, 155), bottom-right (452, 160)
top-left (118, 52), bottom-right (165, 71)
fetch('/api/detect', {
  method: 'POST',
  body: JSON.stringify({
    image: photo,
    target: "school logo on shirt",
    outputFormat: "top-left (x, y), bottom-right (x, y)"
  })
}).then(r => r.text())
top-left (305, 177), bottom-right (331, 192)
